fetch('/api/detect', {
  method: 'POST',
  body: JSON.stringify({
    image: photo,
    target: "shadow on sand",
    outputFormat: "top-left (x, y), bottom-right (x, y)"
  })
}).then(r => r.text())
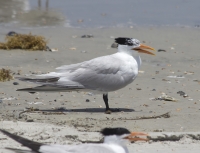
top-left (39, 107), bottom-right (135, 113)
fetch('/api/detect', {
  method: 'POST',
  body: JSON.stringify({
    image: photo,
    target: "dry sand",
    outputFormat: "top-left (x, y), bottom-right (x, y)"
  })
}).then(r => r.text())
top-left (0, 26), bottom-right (200, 152)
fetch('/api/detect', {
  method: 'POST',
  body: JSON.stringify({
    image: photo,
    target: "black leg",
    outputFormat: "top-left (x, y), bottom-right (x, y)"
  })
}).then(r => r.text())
top-left (103, 94), bottom-right (111, 114)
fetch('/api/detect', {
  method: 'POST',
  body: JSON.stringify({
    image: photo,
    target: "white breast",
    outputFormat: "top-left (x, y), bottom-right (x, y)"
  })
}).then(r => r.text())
top-left (116, 52), bottom-right (138, 82)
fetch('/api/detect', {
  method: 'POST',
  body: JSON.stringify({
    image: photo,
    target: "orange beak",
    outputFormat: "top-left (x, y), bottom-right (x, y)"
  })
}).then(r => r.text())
top-left (124, 132), bottom-right (148, 142)
top-left (133, 44), bottom-right (156, 55)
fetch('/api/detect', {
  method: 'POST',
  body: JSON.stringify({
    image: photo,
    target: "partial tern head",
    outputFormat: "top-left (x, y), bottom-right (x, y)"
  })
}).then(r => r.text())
top-left (101, 127), bottom-right (148, 142)
top-left (115, 37), bottom-right (155, 55)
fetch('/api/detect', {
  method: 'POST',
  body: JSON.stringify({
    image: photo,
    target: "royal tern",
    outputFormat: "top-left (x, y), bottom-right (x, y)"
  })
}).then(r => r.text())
top-left (0, 127), bottom-right (148, 153)
top-left (17, 37), bottom-right (155, 114)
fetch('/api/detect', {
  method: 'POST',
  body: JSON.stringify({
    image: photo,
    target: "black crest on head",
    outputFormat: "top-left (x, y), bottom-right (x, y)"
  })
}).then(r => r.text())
top-left (115, 37), bottom-right (139, 46)
top-left (101, 128), bottom-right (131, 136)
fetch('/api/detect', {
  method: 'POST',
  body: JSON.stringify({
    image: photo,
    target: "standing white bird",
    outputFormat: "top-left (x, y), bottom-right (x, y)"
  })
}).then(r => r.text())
top-left (0, 127), bottom-right (148, 153)
top-left (17, 37), bottom-right (155, 114)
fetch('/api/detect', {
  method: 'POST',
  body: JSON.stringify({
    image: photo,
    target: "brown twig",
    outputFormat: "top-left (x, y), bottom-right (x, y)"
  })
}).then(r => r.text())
top-left (19, 108), bottom-right (66, 118)
top-left (123, 112), bottom-right (170, 120)
top-left (103, 112), bottom-right (170, 121)
top-left (19, 107), bottom-right (40, 118)
top-left (41, 112), bottom-right (66, 115)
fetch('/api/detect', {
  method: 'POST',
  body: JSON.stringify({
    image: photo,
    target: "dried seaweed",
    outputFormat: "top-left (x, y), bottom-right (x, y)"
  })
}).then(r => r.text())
top-left (0, 68), bottom-right (13, 82)
top-left (0, 33), bottom-right (47, 50)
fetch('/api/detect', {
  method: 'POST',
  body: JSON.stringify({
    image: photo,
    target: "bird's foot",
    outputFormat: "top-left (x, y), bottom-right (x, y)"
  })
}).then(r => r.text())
top-left (105, 110), bottom-right (112, 114)
top-left (105, 108), bottom-right (120, 114)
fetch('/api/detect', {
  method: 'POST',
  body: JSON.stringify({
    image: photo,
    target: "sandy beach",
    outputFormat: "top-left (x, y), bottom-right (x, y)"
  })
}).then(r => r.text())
top-left (0, 25), bottom-right (200, 152)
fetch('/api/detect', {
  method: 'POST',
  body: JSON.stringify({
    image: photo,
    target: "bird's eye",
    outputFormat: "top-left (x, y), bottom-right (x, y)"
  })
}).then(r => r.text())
top-left (127, 39), bottom-right (133, 46)
top-left (134, 40), bottom-right (140, 46)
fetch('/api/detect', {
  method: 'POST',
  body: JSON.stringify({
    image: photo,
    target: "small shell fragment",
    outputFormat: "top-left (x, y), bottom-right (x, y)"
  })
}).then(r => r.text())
top-left (184, 71), bottom-right (194, 75)
top-left (51, 48), bottom-right (58, 52)
top-left (167, 75), bottom-right (185, 78)
top-left (151, 93), bottom-right (178, 102)
top-left (69, 47), bottom-right (76, 50)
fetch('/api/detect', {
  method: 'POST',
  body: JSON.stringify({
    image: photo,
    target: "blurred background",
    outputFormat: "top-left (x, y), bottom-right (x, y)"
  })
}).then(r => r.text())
top-left (0, 0), bottom-right (199, 28)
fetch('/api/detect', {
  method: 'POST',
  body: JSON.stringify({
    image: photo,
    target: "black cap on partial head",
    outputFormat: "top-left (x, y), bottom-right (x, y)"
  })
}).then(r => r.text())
top-left (101, 128), bottom-right (131, 136)
top-left (115, 37), bottom-right (140, 46)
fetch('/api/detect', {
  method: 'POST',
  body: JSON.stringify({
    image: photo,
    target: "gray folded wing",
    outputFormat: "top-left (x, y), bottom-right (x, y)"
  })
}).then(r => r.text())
top-left (17, 54), bottom-right (135, 92)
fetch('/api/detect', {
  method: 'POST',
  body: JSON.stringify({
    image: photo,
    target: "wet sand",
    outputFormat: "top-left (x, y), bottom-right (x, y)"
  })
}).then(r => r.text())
top-left (0, 26), bottom-right (200, 152)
